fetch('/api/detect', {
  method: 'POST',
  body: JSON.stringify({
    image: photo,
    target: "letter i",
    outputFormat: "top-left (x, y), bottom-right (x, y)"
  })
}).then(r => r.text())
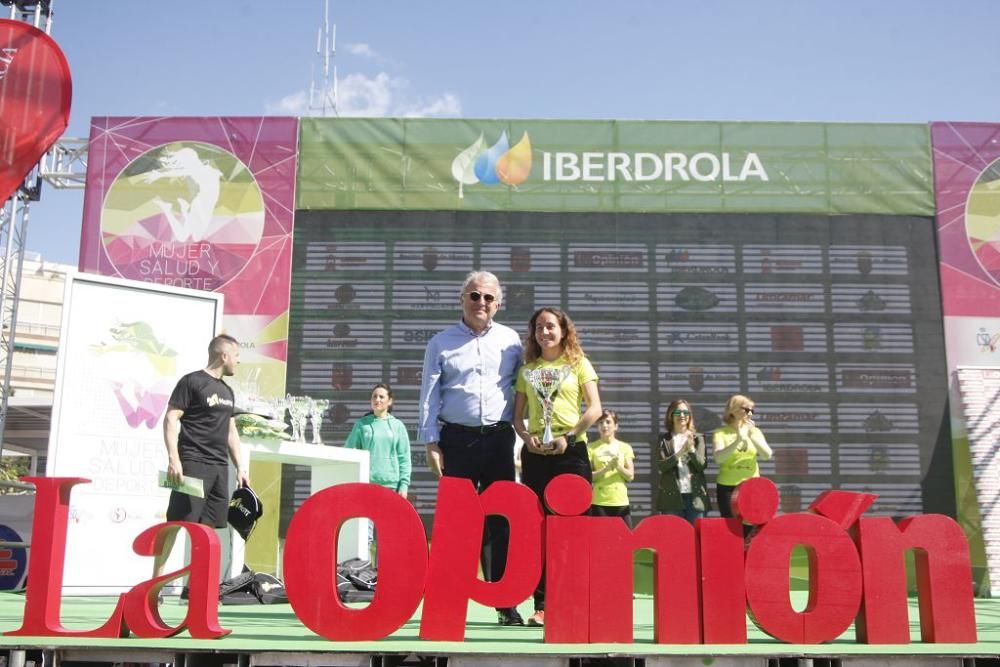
top-left (543, 474), bottom-right (592, 643)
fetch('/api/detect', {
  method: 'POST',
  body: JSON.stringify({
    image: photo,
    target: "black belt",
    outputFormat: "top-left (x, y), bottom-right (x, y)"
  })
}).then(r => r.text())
top-left (442, 421), bottom-right (511, 434)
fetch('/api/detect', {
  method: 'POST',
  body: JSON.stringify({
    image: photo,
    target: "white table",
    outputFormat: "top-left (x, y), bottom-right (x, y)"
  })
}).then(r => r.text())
top-left (230, 439), bottom-right (370, 577)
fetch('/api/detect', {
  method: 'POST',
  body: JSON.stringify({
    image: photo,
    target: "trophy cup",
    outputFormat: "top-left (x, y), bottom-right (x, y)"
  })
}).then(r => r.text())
top-left (310, 398), bottom-right (330, 445)
top-left (523, 366), bottom-right (573, 448)
top-left (288, 395), bottom-right (312, 443)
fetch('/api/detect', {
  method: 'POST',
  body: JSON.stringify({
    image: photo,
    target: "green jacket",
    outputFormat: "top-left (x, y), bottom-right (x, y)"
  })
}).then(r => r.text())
top-left (344, 413), bottom-right (412, 493)
top-left (654, 432), bottom-right (711, 513)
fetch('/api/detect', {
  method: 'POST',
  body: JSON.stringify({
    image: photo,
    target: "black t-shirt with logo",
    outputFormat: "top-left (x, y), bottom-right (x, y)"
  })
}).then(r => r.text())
top-left (169, 370), bottom-right (235, 465)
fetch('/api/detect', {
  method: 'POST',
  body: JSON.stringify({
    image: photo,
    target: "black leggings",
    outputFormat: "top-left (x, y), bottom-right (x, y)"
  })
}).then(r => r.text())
top-left (520, 441), bottom-right (592, 611)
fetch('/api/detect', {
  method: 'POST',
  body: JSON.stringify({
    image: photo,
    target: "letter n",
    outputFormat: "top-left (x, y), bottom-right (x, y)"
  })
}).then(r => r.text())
top-left (856, 515), bottom-right (976, 643)
top-left (698, 517), bottom-right (746, 644)
top-left (284, 483), bottom-right (427, 641)
top-left (589, 514), bottom-right (701, 644)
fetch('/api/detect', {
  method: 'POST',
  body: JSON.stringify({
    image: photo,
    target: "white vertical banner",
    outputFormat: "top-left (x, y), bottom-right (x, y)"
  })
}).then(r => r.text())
top-left (48, 273), bottom-right (223, 594)
top-left (956, 366), bottom-right (1000, 594)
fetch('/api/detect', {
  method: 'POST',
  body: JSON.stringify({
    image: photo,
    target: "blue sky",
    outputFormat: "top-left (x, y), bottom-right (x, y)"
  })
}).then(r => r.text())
top-left (24, 0), bottom-right (1000, 265)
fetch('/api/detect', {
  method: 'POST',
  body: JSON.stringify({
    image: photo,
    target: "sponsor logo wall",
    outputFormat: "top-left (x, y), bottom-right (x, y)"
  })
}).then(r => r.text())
top-left (287, 211), bottom-right (951, 525)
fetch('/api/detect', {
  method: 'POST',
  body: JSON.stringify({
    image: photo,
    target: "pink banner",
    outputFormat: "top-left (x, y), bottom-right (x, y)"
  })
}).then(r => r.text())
top-left (78, 117), bottom-right (298, 396)
top-left (931, 122), bottom-right (1000, 317)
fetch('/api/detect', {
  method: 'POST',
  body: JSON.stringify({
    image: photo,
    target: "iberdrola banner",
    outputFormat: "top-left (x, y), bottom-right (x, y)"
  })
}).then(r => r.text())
top-left (78, 116), bottom-right (299, 402)
top-left (297, 119), bottom-right (934, 215)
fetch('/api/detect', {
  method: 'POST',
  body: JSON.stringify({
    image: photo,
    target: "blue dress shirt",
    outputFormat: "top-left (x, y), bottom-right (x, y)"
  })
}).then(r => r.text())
top-left (417, 319), bottom-right (523, 443)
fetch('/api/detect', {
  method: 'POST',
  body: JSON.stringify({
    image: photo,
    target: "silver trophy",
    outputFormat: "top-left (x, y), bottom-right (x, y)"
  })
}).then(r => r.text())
top-left (310, 398), bottom-right (330, 445)
top-left (523, 365), bottom-right (573, 447)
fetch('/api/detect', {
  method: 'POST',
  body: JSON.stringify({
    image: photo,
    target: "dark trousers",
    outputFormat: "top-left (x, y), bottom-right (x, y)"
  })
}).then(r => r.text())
top-left (717, 482), bottom-right (751, 536)
top-left (439, 423), bottom-right (516, 589)
top-left (520, 441), bottom-right (593, 611)
top-left (590, 504), bottom-right (632, 528)
top-left (717, 483), bottom-right (737, 518)
top-left (663, 493), bottom-right (704, 525)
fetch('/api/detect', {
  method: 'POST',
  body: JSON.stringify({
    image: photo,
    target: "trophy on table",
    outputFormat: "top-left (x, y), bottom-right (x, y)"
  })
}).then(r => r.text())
top-left (310, 398), bottom-right (331, 445)
top-left (287, 395), bottom-right (313, 443)
top-left (523, 366), bottom-right (573, 450)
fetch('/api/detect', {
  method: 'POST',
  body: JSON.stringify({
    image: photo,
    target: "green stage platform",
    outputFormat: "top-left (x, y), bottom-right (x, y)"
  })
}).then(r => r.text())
top-left (0, 592), bottom-right (996, 663)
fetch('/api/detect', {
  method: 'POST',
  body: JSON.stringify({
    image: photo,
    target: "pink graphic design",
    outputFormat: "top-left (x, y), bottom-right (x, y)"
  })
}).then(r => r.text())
top-left (91, 321), bottom-right (178, 429)
top-left (931, 123), bottom-right (1000, 316)
top-left (79, 118), bottom-right (298, 367)
top-left (111, 381), bottom-right (171, 429)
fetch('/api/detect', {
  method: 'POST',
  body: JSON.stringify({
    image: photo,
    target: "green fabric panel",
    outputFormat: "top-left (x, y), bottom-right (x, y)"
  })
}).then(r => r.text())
top-left (297, 119), bottom-right (933, 215)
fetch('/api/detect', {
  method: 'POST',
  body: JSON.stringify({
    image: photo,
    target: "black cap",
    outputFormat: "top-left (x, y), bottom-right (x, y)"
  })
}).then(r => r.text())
top-left (228, 485), bottom-right (263, 541)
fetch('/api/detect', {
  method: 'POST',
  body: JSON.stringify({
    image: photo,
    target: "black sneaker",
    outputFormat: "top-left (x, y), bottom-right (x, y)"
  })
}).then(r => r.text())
top-left (497, 607), bottom-right (525, 626)
top-left (180, 586), bottom-right (189, 601)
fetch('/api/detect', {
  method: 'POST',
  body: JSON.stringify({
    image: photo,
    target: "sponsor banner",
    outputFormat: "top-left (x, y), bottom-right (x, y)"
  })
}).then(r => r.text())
top-left (299, 361), bottom-right (384, 394)
top-left (841, 482), bottom-right (924, 516)
top-left (745, 323), bottom-right (826, 354)
top-left (303, 241), bottom-right (388, 272)
top-left (659, 364), bottom-right (739, 395)
top-left (482, 243), bottom-right (561, 273)
top-left (745, 284), bottom-right (826, 314)
top-left (831, 284), bottom-right (912, 315)
top-left (597, 361), bottom-right (654, 393)
top-left (48, 274), bottom-right (223, 593)
top-left (836, 364), bottom-right (916, 393)
top-left (829, 245), bottom-right (909, 276)
top-left (298, 119), bottom-right (934, 215)
top-left (658, 284), bottom-right (737, 314)
top-left (743, 246), bottom-right (823, 275)
top-left (79, 116), bottom-right (298, 400)
top-left (839, 441), bottom-right (922, 477)
top-left (931, 123), bottom-right (1000, 591)
top-left (837, 403), bottom-right (920, 435)
top-left (956, 367), bottom-right (1000, 593)
top-left (660, 323), bottom-right (739, 352)
top-left (302, 319), bottom-right (387, 351)
top-left (931, 123), bottom-right (1000, 317)
top-left (657, 245), bottom-right (735, 276)
top-left (832, 323), bottom-right (915, 354)
top-left (748, 363), bottom-right (829, 394)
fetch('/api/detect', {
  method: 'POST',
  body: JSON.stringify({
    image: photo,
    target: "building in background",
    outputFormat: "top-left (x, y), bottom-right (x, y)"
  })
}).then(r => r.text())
top-left (9, 252), bottom-right (71, 398)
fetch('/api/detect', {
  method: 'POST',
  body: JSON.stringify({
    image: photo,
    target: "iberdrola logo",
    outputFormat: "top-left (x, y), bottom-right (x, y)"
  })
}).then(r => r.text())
top-left (451, 131), bottom-right (532, 198)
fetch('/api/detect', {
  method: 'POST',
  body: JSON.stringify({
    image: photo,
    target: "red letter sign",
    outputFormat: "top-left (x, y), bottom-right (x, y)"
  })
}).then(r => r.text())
top-left (284, 483), bottom-right (427, 641)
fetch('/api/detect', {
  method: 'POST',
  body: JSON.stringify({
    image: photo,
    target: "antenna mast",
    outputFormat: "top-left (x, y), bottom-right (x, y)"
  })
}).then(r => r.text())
top-left (308, 0), bottom-right (337, 116)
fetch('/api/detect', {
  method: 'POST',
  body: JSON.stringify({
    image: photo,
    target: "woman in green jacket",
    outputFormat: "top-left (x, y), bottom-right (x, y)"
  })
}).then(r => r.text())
top-left (345, 383), bottom-right (412, 556)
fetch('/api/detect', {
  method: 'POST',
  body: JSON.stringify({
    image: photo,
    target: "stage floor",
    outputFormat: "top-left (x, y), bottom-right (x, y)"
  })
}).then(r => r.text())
top-left (0, 592), bottom-right (996, 660)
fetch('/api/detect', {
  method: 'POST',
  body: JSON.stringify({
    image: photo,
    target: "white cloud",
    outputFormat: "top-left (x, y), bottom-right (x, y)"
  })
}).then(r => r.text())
top-left (345, 42), bottom-right (378, 59)
top-left (267, 71), bottom-right (461, 118)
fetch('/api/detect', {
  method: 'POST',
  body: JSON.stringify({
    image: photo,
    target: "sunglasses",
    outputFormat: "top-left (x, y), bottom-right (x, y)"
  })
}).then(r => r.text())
top-left (672, 410), bottom-right (691, 417)
top-left (467, 291), bottom-right (497, 304)
top-left (742, 407), bottom-right (754, 414)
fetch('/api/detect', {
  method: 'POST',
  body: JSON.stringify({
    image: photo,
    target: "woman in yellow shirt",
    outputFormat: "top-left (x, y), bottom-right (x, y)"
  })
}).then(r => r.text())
top-left (712, 394), bottom-right (773, 518)
top-left (513, 307), bottom-right (602, 626)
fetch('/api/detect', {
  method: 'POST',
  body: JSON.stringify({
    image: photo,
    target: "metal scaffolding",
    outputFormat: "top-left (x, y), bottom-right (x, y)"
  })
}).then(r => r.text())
top-left (0, 0), bottom-right (61, 458)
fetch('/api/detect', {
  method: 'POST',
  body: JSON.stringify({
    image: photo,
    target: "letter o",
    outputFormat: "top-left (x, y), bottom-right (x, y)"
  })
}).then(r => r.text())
top-left (284, 483), bottom-right (427, 640)
top-left (745, 513), bottom-right (862, 644)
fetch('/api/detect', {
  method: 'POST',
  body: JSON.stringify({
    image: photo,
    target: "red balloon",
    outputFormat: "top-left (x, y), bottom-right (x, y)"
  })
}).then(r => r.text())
top-left (0, 20), bottom-right (71, 202)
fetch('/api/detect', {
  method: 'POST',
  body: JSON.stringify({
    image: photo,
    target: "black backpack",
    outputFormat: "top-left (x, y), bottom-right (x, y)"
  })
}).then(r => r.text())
top-left (218, 567), bottom-right (288, 605)
top-left (336, 558), bottom-right (377, 603)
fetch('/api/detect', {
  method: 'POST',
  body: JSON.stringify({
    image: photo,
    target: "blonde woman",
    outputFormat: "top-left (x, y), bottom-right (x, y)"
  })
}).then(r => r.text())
top-left (713, 394), bottom-right (772, 518)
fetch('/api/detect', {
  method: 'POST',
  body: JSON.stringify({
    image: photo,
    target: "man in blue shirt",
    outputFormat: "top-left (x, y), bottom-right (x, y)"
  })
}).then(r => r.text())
top-left (418, 270), bottom-right (524, 626)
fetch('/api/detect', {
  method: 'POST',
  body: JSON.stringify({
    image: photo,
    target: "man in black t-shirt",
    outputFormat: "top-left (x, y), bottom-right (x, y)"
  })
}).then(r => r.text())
top-left (152, 333), bottom-right (250, 579)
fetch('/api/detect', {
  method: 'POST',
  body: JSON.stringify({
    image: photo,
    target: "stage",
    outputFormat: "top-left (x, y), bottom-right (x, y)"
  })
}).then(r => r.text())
top-left (0, 593), bottom-right (996, 666)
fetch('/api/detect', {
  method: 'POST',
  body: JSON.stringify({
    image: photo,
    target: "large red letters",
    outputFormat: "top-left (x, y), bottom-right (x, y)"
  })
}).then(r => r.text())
top-left (8, 476), bottom-right (979, 644)
top-left (6, 477), bottom-right (227, 639)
